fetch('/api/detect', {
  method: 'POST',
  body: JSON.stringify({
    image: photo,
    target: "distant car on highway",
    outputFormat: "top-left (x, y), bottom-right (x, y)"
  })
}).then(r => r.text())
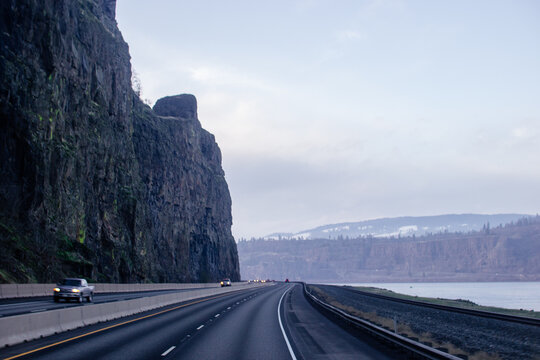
top-left (220, 278), bottom-right (232, 287)
top-left (285, 278), bottom-right (289, 283)
top-left (53, 278), bottom-right (94, 303)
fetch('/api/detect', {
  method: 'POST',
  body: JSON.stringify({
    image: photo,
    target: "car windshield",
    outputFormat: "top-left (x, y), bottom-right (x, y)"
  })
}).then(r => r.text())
top-left (61, 279), bottom-right (81, 286)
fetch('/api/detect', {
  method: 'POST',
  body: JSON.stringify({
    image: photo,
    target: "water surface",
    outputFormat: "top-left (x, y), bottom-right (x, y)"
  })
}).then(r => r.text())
top-left (327, 282), bottom-right (540, 311)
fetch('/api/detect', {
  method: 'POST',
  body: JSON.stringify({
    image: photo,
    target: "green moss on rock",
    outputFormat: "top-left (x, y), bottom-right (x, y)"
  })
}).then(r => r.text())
top-left (0, 0), bottom-right (239, 284)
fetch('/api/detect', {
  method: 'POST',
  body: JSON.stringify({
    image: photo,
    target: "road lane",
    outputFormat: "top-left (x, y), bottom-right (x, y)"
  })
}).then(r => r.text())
top-left (169, 283), bottom-right (293, 359)
top-left (0, 289), bottom-right (205, 317)
top-left (0, 287), bottom-right (277, 360)
top-left (0, 283), bottom-right (401, 359)
top-left (283, 284), bottom-right (397, 359)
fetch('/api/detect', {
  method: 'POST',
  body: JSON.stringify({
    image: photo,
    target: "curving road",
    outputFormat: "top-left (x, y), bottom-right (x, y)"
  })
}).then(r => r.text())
top-left (0, 283), bottom-right (399, 359)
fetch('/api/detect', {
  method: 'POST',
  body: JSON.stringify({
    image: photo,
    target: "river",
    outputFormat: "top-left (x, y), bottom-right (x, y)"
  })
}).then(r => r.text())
top-left (327, 282), bottom-right (540, 311)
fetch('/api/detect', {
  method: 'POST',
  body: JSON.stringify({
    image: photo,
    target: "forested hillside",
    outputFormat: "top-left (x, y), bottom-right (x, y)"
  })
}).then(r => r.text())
top-left (239, 217), bottom-right (540, 282)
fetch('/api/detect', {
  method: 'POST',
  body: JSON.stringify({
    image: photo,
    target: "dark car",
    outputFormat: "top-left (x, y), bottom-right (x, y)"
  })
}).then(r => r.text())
top-left (220, 278), bottom-right (232, 287)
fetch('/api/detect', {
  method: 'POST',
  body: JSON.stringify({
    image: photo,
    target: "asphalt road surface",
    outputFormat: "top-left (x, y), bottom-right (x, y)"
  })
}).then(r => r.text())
top-left (0, 283), bottom-right (400, 359)
top-left (0, 289), bottom-right (205, 317)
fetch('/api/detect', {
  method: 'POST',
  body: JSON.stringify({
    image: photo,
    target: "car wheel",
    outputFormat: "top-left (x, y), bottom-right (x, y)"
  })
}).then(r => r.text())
top-left (87, 293), bottom-right (93, 303)
top-left (53, 297), bottom-right (59, 303)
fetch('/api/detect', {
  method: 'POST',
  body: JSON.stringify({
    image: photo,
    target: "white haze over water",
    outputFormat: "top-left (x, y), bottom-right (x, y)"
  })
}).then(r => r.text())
top-left (116, 1), bottom-right (540, 239)
top-left (331, 282), bottom-right (540, 311)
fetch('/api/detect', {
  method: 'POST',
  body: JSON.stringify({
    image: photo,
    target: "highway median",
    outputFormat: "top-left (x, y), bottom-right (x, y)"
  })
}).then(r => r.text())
top-left (0, 282), bottom-right (270, 347)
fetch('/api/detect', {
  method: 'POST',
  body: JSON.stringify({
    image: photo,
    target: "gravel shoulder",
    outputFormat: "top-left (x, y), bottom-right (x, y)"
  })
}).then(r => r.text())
top-left (309, 284), bottom-right (540, 360)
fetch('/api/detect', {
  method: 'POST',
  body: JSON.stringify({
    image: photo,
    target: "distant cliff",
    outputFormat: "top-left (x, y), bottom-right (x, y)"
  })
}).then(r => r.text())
top-left (0, 0), bottom-right (240, 283)
top-left (239, 217), bottom-right (540, 282)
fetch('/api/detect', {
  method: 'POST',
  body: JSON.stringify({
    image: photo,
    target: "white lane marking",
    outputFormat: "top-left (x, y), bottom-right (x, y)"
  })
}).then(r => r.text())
top-left (227, 307), bottom-right (231, 310)
top-left (214, 314), bottom-right (220, 318)
top-left (0, 301), bottom-right (47, 309)
top-left (161, 346), bottom-right (175, 356)
top-left (278, 286), bottom-right (297, 360)
top-left (197, 325), bottom-right (204, 330)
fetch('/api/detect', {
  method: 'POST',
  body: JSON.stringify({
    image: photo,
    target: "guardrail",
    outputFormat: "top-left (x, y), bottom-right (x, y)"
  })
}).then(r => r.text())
top-left (0, 282), bottom-right (247, 299)
top-left (302, 283), bottom-right (461, 360)
top-left (0, 282), bottom-right (271, 347)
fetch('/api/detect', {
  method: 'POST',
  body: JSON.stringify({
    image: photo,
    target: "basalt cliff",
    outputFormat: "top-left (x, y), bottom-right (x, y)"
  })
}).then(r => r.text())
top-left (0, 0), bottom-right (240, 283)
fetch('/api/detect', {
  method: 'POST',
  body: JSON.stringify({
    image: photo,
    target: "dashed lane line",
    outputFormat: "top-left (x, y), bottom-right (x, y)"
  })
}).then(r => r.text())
top-left (3, 292), bottom-right (235, 360)
top-left (161, 346), bottom-right (175, 357)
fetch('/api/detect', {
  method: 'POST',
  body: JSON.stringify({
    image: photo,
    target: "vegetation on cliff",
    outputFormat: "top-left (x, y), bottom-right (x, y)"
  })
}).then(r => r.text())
top-left (0, 0), bottom-right (239, 283)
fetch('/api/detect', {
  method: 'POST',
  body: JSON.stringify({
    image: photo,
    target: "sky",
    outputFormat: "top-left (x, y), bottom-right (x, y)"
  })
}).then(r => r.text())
top-left (116, 0), bottom-right (540, 239)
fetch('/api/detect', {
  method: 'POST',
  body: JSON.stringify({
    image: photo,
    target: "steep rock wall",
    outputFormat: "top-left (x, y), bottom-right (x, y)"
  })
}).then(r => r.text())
top-left (133, 95), bottom-right (239, 282)
top-left (0, 0), bottom-right (239, 283)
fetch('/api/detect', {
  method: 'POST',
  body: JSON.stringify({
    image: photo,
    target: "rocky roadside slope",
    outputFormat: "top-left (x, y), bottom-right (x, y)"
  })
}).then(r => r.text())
top-left (0, 0), bottom-right (239, 283)
top-left (309, 284), bottom-right (540, 360)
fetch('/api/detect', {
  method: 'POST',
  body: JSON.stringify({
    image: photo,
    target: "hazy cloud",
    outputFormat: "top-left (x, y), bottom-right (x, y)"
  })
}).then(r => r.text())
top-left (335, 30), bottom-right (365, 42)
top-left (117, 1), bottom-right (540, 238)
top-left (512, 127), bottom-right (537, 140)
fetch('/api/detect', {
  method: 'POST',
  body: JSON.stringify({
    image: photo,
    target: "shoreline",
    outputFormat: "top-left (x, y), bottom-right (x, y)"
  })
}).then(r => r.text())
top-left (316, 281), bottom-right (540, 312)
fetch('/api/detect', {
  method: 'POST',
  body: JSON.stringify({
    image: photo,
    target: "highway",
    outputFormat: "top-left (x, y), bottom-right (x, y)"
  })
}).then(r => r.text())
top-left (0, 289), bottom-right (197, 318)
top-left (0, 283), bottom-right (399, 359)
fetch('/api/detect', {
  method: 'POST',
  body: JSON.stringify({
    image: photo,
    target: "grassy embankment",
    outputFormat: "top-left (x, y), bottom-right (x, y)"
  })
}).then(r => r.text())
top-left (353, 286), bottom-right (540, 319)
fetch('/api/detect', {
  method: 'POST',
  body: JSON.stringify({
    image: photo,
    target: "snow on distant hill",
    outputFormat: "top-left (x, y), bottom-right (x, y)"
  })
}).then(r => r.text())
top-left (264, 214), bottom-right (529, 240)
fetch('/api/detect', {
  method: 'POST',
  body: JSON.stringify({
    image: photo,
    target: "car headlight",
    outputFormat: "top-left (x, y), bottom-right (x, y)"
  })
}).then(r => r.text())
top-left (54, 288), bottom-right (60, 292)
top-left (72, 289), bottom-right (80, 293)
top-left (220, 281), bottom-right (224, 285)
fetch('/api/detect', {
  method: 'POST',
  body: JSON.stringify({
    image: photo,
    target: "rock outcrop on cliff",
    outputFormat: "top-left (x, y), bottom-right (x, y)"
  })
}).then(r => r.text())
top-left (0, 0), bottom-right (240, 283)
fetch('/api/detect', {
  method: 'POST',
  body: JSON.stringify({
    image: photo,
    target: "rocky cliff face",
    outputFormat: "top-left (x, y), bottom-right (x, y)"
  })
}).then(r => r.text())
top-left (0, 0), bottom-right (240, 283)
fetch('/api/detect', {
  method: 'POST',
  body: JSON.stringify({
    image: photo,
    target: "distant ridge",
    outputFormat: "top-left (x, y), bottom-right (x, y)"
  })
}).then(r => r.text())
top-left (240, 215), bottom-right (540, 282)
top-left (264, 214), bottom-right (530, 240)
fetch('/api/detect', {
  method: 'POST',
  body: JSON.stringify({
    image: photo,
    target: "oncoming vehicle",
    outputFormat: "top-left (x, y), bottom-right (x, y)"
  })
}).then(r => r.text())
top-left (53, 278), bottom-right (94, 303)
top-left (220, 278), bottom-right (232, 287)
